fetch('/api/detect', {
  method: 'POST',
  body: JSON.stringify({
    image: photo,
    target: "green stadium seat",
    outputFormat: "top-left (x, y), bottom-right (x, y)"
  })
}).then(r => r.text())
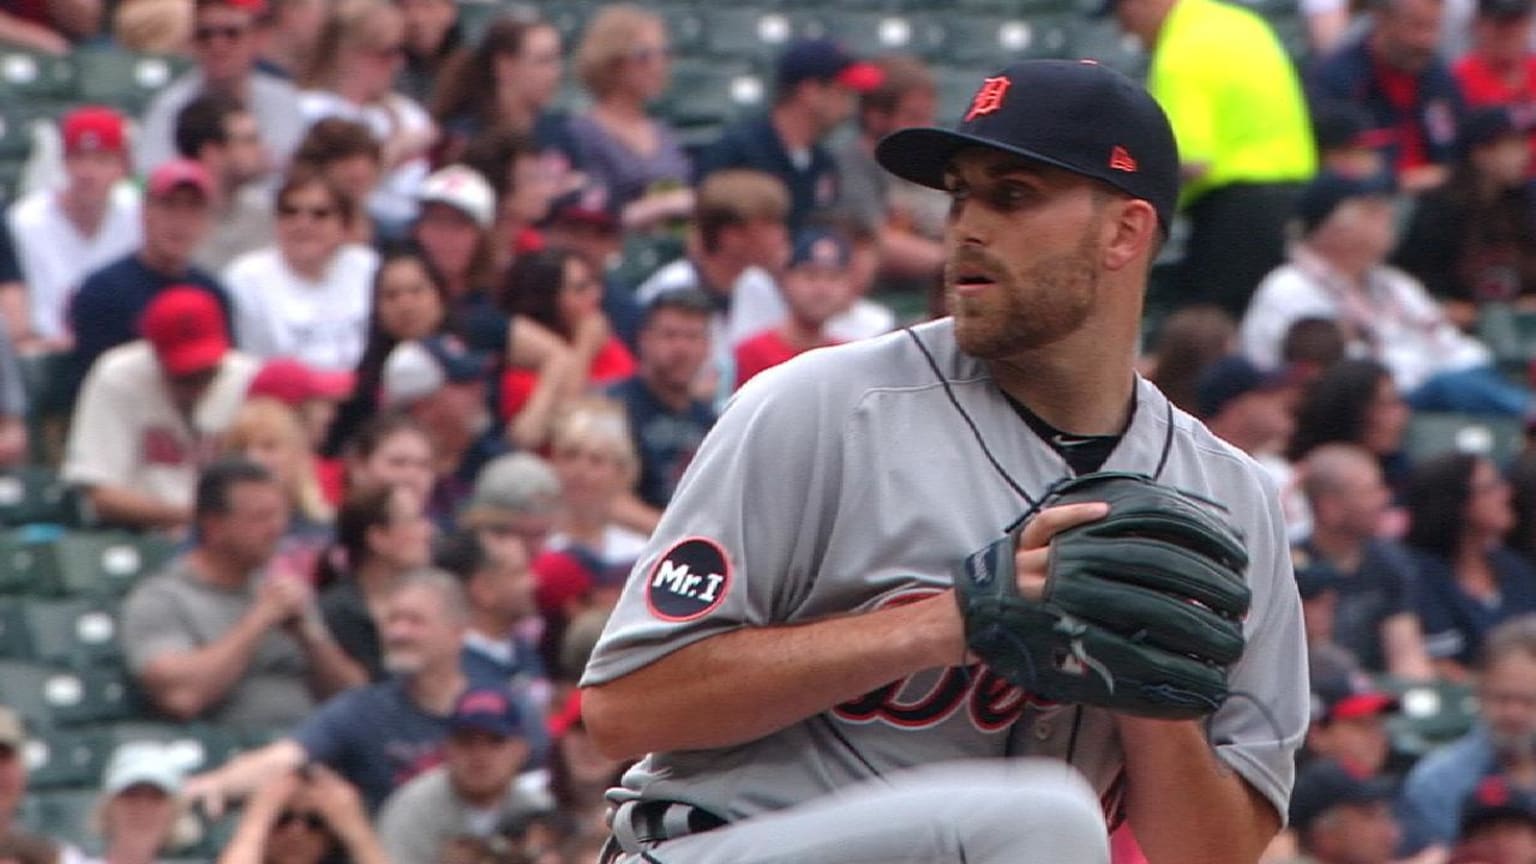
top-left (702, 9), bottom-right (800, 60)
top-left (612, 232), bottom-right (687, 292)
top-left (55, 530), bottom-right (177, 598)
top-left (26, 788), bottom-right (98, 850)
top-left (73, 50), bottom-right (186, 115)
top-left (822, 11), bottom-right (944, 58)
top-left (92, 721), bottom-right (245, 775)
top-left (936, 15), bottom-right (1074, 65)
top-left (0, 465), bottom-right (84, 528)
top-left (0, 660), bottom-right (133, 727)
top-left (1404, 412), bottom-right (1525, 466)
top-left (21, 598), bottom-right (123, 670)
top-left (1382, 678), bottom-right (1478, 756)
top-left (0, 525), bottom-right (67, 596)
top-left (24, 728), bottom-right (110, 789)
top-left (0, 50), bottom-right (76, 100)
top-left (659, 60), bottom-right (765, 132)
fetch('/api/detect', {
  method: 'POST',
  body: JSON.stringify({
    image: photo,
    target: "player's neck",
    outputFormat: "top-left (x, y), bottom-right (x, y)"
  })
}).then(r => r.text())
top-left (987, 339), bottom-right (1137, 437)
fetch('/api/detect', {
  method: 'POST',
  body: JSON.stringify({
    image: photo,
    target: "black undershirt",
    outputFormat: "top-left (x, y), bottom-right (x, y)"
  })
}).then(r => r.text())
top-left (1003, 389), bottom-right (1135, 476)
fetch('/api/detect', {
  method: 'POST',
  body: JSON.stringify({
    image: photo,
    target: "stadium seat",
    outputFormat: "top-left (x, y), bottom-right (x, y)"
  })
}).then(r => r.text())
top-left (20, 598), bottom-right (123, 670)
top-left (933, 15), bottom-right (1074, 65)
top-left (25, 788), bottom-right (98, 850)
top-left (0, 599), bottom-right (30, 659)
top-left (72, 49), bottom-right (186, 116)
top-left (0, 50), bottom-right (76, 100)
top-left (0, 660), bottom-right (133, 727)
top-left (24, 728), bottom-right (110, 789)
top-left (1478, 303), bottom-right (1536, 371)
top-left (92, 721), bottom-right (245, 775)
top-left (54, 530), bottom-right (177, 598)
top-left (0, 465), bottom-right (84, 528)
top-left (821, 11), bottom-right (937, 58)
top-left (612, 233), bottom-right (687, 292)
top-left (1404, 412), bottom-right (1525, 467)
top-left (701, 8), bottom-right (801, 60)
top-left (1382, 677), bottom-right (1478, 756)
top-left (658, 60), bottom-right (766, 133)
top-left (0, 524), bottom-right (67, 596)
top-left (1065, 18), bottom-right (1149, 77)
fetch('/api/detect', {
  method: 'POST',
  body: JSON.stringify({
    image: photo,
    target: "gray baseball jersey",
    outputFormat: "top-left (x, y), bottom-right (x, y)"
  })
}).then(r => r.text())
top-left (582, 318), bottom-right (1308, 826)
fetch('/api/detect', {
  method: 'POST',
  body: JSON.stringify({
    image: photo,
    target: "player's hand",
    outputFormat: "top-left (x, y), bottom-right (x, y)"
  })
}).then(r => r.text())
top-left (1012, 502), bottom-right (1109, 601)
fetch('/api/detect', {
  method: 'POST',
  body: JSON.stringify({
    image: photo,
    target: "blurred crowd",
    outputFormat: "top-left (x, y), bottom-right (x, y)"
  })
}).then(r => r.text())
top-left (11, 0), bottom-right (1536, 860)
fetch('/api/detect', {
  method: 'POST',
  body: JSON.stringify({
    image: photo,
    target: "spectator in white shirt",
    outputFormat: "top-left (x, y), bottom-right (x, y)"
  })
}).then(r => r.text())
top-left (223, 171), bottom-right (379, 372)
top-left (1241, 170), bottom-right (1529, 415)
top-left (3, 106), bottom-right (140, 352)
top-left (63, 287), bottom-right (258, 531)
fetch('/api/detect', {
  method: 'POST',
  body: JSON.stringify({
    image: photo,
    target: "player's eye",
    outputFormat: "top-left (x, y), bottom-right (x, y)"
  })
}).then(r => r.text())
top-left (986, 182), bottom-right (1034, 209)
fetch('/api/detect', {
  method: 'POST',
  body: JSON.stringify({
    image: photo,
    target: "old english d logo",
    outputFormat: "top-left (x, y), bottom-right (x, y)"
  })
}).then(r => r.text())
top-left (965, 76), bottom-right (1011, 122)
top-left (1109, 146), bottom-right (1138, 172)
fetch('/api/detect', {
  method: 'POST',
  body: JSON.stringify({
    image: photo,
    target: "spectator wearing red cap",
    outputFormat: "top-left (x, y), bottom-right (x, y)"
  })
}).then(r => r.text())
top-left (69, 158), bottom-right (231, 404)
top-left (250, 357), bottom-right (353, 450)
top-left (695, 39), bottom-right (884, 233)
top-left (3, 106), bottom-right (140, 352)
top-left (1305, 671), bottom-right (1402, 779)
top-left (298, 0), bottom-right (437, 238)
top-left (0, 0), bottom-right (100, 54)
top-left (175, 92), bottom-right (276, 273)
top-left (223, 172), bottom-right (380, 373)
top-left (567, 5), bottom-right (692, 230)
top-left (62, 286), bottom-right (258, 530)
top-left (136, 0), bottom-right (306, 179)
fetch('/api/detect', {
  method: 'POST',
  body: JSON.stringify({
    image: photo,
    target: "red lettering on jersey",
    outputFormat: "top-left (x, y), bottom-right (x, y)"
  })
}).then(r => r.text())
top-left (965, 77), bottom-right (1011, 122)
top-left (141, 427), bottom-right (187, 466)
top-left (832, 588), bottom-right (1040, 731)
top-left (1109, 146), bottom-right (1138, 173)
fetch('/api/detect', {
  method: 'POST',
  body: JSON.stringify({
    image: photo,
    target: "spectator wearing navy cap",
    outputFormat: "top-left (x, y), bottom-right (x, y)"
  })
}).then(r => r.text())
top-left (1306, 672), bottom-right (1403, 780)
top-left (377, 685), bottom-right (552, 864)
top-left (1242, 169), bottom-right (1529, 416)
top-left (1455, 777), bottom-right (1536, 864)
top-left (1196, 355), bottom-right (1298, 462)
top-left (1394, 106), bottom-right (1536, 330)
top-left (695, 39), bottom-right (885, 232)
top-left (1286, 760), bottom-right (1401, 864)
top-left (734, 226), bottom-right (855, 389)
top-left (382, 334), bottom-right (507, 526)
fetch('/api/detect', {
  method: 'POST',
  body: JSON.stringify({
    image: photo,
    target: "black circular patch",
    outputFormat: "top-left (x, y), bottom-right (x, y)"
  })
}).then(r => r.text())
top-left (645, 537), bottom-right (732, 622)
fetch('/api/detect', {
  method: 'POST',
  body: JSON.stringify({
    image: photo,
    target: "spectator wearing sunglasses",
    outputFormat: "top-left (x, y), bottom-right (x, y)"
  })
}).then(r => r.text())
top-left (137, 0), bottom-right (306, 179)
top-left (217, 764), bottom-right (387, 864)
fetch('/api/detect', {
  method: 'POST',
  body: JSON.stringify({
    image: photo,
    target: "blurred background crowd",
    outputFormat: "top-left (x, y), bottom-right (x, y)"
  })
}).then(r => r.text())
top-left (6, 0), bottom-right (1536, 860)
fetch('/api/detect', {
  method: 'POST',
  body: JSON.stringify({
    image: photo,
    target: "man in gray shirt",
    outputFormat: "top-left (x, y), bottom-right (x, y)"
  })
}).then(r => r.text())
top-left (377, 685), bottom-right (553, 864)
top-left (121, 458), bottom-right (363, 732)
top-left (135, 0), bottom-right (304, 178)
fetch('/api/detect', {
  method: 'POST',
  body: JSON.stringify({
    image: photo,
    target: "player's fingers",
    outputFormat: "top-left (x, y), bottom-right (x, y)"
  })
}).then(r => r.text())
top-left (1017, 502), bottom-right (1109, 551)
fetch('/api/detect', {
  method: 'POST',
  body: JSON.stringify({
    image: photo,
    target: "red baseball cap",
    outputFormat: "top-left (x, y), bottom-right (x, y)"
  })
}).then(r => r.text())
top-left (62, 106), bottom-right (127, 156)
top-left (147, 159), bottom-right (215, 200)
top-left (248, 358), bottom-right (354, 406)
top-left (140, 288), bottom-right (229, 376)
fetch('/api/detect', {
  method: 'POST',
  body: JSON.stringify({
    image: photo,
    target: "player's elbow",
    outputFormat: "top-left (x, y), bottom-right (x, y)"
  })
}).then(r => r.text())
top-left (579, 684), bottom-right (649, 761)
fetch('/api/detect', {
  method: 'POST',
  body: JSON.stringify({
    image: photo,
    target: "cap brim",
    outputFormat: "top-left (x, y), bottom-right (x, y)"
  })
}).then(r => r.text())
top-left (876, 126), bottom-right (1097, 192)
top-left (837, 62), bottom-right (886, 92)
top-left (310, 370), bottom-right (355, 399)
top-left (1331, 693), bottom-right (1400, 721)
top-left (449, 718), bottom-right (518, 739)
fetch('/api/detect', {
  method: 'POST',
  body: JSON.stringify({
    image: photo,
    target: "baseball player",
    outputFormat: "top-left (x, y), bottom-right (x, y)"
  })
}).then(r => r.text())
top-left (581, 59), bottom-right (1308, 864)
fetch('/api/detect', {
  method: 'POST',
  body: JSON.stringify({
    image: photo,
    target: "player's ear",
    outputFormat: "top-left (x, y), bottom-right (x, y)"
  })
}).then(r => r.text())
top-left (1099, 197), bottom-right (1159, 275)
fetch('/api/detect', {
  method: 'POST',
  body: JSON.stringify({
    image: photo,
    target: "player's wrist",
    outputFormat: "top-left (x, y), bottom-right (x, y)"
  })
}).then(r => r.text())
top-left (896, 590), bottom-right (969, 670)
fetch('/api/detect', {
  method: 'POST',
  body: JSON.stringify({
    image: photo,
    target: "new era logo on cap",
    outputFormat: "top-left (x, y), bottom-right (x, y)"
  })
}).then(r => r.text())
top-left (1110, 146), bottom-right (1138, 173)
top-left (965, 76), bottom-right (1012, 122)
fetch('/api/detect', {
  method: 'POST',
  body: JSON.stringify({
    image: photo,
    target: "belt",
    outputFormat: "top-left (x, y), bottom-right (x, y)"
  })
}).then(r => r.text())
top-left (604, 799), bottom-right (729, 861)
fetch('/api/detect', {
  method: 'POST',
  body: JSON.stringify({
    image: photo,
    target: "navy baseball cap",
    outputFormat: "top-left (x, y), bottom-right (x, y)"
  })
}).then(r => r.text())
top-left (1296, 170), bottom-right (1397, 235)
top-left (1196, 355), bottom-right (1297, 420)
top-left (789, 226), bottom-right (853, 269)
top-left (1463, 777), bottom-right (1536, 838)
top-left (1289, 760), bottom-right (1396, 831)
top-left (776, 39), bottom-right (884, 93)
top-left (449, 687), bottom-right (525, 739)
top-left (875, 60), bottom-right (1181, 232)
top-left (1311, 670), bottom-right (1399, 725)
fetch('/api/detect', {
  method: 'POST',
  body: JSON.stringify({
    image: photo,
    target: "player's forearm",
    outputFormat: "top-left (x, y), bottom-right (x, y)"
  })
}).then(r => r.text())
top-left (1116, 717), bottom-right (1279, 864)
top-left (583, 592), bottom-right (963, 759)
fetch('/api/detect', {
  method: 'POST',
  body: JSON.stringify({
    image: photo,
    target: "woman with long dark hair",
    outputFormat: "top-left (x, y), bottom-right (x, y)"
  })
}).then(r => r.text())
top-left (1406, 451), bottom-right (1536, 680)
top-left (1289, 359), bottom-right (1412, 491)
top-left (431, 15), bottom-right (569, 164)
top-left (317, 483), bottom-right (434, 679)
